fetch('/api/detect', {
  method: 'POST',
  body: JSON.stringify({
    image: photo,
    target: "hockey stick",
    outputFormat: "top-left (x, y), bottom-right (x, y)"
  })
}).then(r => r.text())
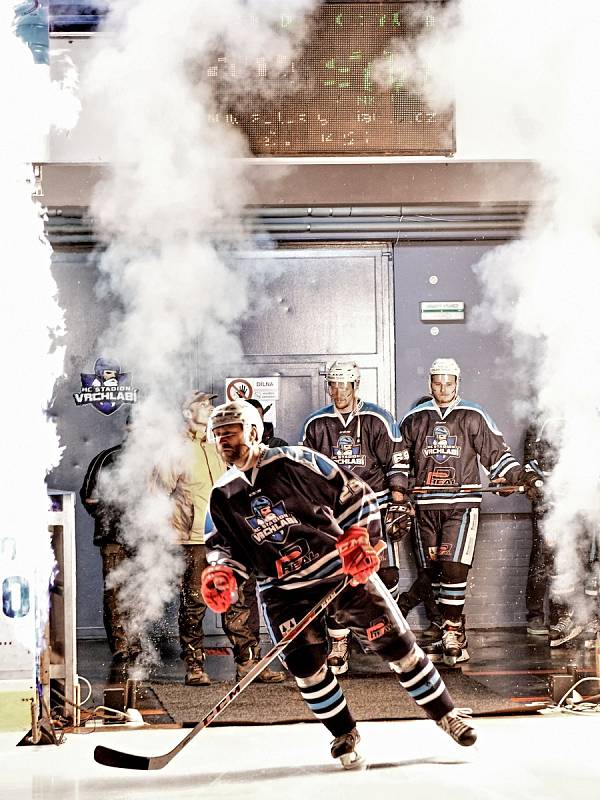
top-left (410, 485), bottom-right (527, 495)
top-left (94, 574), bottom-right (352, 771)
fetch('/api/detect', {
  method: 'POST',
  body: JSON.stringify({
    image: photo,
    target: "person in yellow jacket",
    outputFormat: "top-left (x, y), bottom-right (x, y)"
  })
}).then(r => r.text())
top-left (165, 391), bottom-right (285, 686)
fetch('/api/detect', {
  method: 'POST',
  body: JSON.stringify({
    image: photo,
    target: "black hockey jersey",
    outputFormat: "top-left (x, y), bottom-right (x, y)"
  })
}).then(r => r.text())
top-left (300, 400), bottom-right (409, 507)
top-left (205, 445), bottom-right (382, 594)
top-left (400, 397), bottom-right (522, 509)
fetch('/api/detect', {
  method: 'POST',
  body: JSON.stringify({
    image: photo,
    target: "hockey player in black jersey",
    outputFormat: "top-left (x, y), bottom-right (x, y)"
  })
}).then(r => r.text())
top-left (399, 358), bottom-right (542, 666)
top-left (300, 361), bottom-right (411, 674)
top-left (200, 399), bottom-right (476, 769)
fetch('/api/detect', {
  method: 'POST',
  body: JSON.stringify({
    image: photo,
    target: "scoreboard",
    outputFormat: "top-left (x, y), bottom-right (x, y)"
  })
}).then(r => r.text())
top-left (49, 1), bottom-right (453, 156)
top-left (208, 3), bottom-right (453, 156)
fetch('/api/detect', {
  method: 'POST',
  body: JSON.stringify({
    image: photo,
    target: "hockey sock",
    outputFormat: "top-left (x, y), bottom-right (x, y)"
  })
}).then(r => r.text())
top-left (437, 581), bottom-right (467, 622)
top-left (390, 644), bottom-right (453, 721)
top-left (296, 667), bottom-right (355, 737)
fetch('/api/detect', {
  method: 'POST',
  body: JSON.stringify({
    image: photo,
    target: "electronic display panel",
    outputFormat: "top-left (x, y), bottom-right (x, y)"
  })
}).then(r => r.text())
top-left (209, 3), bottom-right (454, 156)
top-left (48, 2), bottom-right (453, 156)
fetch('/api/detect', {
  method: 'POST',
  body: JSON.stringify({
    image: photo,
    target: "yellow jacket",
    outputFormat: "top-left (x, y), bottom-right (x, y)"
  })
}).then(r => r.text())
top-left (160, 431), bottom-right (227, 545)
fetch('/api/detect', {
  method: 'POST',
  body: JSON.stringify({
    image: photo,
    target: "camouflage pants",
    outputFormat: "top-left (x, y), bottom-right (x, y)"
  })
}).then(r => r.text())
top-left (100, 543), bottom-right (141, 659)
top-left (179, 545), bottom-right (259, 665)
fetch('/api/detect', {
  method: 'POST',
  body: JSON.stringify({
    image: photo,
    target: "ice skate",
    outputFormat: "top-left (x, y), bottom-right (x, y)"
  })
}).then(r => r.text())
top-left (330, 727), bottom-right (364, 769)
top-left (442, 620), bottom-right (469, 666)
top-left (526, 615), bottom-right (549, 635)
top-left (423, 637), bottom-right (444, 662)
top-left (549, 614), bottom-right (585, 648)
top-left (328, 633), bottom-right (350, 675)
top-left (436, 708), bottom-right (477, 746)
top-left (418, 621), bottom-right (443, 643)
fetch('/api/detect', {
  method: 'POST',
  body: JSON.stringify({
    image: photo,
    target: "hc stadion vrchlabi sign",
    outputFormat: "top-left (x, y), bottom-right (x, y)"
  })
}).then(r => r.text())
top-left (73, 357), bottom-right (139, 416)
top-left (13, 1), bottom-right (49, 66)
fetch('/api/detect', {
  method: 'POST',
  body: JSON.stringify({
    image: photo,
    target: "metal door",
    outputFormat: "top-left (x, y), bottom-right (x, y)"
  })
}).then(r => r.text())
top-left (213, 245), bottom-right (396, 442)
top-left (205, 244), bottom-right (395, 638)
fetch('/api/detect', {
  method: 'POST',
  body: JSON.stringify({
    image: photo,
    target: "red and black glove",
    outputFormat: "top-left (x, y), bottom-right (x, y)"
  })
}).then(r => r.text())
top-left (200, 565), bottom-right (238, 613)
top-left (336, 525), bottom-right (381, 585)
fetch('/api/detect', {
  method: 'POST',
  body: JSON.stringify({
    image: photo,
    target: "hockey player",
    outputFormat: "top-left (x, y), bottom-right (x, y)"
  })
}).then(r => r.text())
top-left (156, 391), bottom-right (284, 686)
top-left (399, 358), bottom-right (542, 666)
top-left (300, 361), bottom-right (411, 674)
top-left (201, 400), bottom-right (476, 769)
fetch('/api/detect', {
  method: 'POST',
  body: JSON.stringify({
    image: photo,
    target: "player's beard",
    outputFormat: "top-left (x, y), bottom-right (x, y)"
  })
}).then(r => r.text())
top-left (221, 441), bottom-right (256, 470)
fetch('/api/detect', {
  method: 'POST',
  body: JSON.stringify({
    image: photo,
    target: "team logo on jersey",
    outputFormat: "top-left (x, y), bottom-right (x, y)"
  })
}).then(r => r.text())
top-left (331, 433), bottom-right (366, 467)
top-left (423, 425), bottom-right (461, 464)
top-left (275, 539), bottom-right (315, 578)
top-left (425, 466), bottom-right (457, 486)
top-left (73, 357), bottom-right (139, 416)
top-left (245, 495), bottom-right (299, 544)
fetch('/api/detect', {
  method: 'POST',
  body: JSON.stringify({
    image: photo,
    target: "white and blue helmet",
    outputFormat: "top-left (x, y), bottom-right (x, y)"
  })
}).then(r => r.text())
top-left (209, 400), bottom-right (264, 447)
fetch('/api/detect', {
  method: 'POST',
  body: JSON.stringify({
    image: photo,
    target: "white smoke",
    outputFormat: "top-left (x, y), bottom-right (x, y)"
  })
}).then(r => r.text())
top-left (0, 4), bottom-right (79, 659)
top-left (386, 0), bottom-right (600, 624)
top-left (84, 0), bottom-right (318, 668)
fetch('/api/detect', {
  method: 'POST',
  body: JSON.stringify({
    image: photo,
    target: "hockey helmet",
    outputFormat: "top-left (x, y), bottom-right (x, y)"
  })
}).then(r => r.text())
top-left (94, 356), bottom-right (120, 378)
top-left (326, 361), bottom-right (361, 385)
top-left (209, 399), bottom-right (264, 446)
top-left (429, 358), bottom-right (460, 396)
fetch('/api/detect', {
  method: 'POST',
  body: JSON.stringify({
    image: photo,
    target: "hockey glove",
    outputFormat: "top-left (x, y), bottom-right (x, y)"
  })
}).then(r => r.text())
top-left (519, 462), bottom-right (545, 502)
top-left (384, 501), bottom-right (414, 542)
top-left (336, 525), bottom-right (381, 585)
top-left (201, 565), bottom-right (238, 613)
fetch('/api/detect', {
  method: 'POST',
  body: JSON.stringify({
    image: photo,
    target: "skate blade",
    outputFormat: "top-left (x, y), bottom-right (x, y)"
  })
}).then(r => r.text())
top-left (330, 664), bottom-right (349, 676)
top-left (550, 627), bottom-right (584, 648)
top-left (339, 751), bottom-right (365, 770)
top-left (442, 649), bottom-right (469, 667)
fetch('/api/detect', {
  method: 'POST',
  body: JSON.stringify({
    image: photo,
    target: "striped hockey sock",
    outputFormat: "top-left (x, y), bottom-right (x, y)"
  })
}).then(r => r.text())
top-left (437, 580), bottom-right (467, 621)
top-left (297, 668), bottom-right (355, 737)
top-left (394, 646), bottom-right (453, 721)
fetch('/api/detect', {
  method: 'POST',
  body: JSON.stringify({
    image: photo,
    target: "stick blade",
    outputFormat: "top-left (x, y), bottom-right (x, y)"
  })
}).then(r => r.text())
top-left (94, 744), bottom-right (153, 770)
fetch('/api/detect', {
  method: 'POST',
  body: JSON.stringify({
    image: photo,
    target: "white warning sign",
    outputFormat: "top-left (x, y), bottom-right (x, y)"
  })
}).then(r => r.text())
top-left (224, 377), bottom-right (281, 424)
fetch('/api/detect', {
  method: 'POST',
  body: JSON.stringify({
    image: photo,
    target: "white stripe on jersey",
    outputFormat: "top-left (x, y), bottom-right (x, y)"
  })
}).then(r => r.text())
top-left (258, 550), bottom-right (344, 592)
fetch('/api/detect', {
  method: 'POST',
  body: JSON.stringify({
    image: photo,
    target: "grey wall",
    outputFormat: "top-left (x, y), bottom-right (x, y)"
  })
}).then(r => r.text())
top-left (49, 252), bottom-right (129, 637)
